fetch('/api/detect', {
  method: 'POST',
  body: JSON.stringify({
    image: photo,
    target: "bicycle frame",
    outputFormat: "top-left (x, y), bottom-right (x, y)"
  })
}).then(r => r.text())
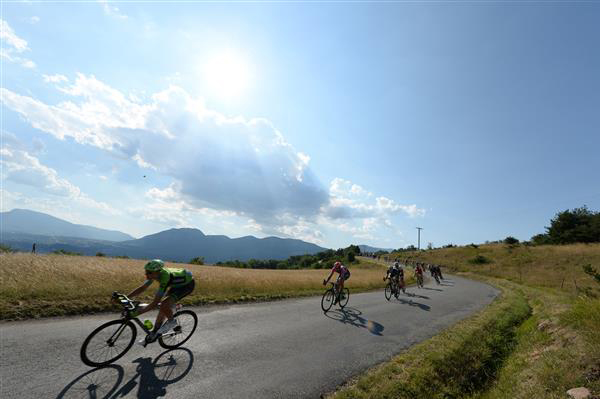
top-left (111, 292), bottom-right (180, 340)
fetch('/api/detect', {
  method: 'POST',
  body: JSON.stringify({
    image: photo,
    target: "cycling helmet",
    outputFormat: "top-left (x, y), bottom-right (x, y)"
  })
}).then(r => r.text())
top-left (394, 262), bottom-right (399, 268)
top-left (144, 259), bottom-right (164, 272)
top-left (334, 261), bottom-right (342, 267)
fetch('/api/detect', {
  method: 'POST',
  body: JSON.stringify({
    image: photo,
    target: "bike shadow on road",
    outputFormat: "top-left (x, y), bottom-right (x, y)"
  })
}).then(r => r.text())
top-left (403, 292), bottom-right (429, 300)
top-left (393, 297), bottom-right (431, 311)
top-left (422, 287), bottom-right (444, 292)
top-left (56, 348), bottom-right (194, 399)
top-left (439, 280), bottom-right (454, 287)
top-left (325, 307), bottom-right (385, 336)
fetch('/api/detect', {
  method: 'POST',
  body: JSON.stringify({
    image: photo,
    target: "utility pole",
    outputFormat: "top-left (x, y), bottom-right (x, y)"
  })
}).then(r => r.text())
top-left (416, 227), bottom-right (423, 250)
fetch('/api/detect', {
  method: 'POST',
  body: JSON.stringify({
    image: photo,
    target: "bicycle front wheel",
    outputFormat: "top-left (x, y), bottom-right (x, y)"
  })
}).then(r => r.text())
top-left (80, 320), bottom-right (136, 367)
top-left (384, 283), bottom-right (392, 301)
top-left (158, 310), bottom-right (198, 349)
top-left (321, 289), bottom-right (334, 312)
top-left (338, 288), bottom-right (350, 309)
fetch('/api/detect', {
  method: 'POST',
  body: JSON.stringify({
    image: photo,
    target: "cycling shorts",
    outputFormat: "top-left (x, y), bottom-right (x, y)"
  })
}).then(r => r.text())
top-left (166, 280), bottom-right (195, 302)
top-left (337, 269), bottom-right (350, 282)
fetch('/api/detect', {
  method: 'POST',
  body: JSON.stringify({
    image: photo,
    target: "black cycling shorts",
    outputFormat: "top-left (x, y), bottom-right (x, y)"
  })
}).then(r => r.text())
top-left (166, 280), bottom-right (195, 301)
top-left (337, 270), bottom-right (350, 282)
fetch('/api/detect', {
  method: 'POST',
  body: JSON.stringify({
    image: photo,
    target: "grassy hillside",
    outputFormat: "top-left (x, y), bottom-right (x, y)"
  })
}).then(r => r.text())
top-left (0, 253), bottom-right (391, 320)
top-left (400, 242), bottom-right (600, 293)
top-left (330, 243), bottom-right (600, 399)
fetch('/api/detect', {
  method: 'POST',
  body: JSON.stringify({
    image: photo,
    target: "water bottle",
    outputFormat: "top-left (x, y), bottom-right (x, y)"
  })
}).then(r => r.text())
top-left (143, 319), bottom-right (153, 331)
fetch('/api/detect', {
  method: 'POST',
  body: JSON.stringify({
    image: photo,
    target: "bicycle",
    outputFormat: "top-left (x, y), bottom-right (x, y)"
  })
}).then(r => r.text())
top-left (321, 282), bottom-right (349, 312)
top-left (384, 278), bottom-right (404, 300)
top-left (416, 273), bottom-right (424, 288)
top-left (80, 292), bottom-right (198, 367)
top-left (433, 272), bottom-right (440, 284)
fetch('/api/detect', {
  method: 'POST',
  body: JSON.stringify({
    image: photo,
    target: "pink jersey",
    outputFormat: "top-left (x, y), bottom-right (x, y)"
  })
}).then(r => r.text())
top-left (331, 263), bottom-right (348, 275)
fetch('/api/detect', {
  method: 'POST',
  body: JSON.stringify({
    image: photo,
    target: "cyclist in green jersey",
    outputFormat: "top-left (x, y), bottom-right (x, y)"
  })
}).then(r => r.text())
top-left (127, 259), bottom-right (195, 342)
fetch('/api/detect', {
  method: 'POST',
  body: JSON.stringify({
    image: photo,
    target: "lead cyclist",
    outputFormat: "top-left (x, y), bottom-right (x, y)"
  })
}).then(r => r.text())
top-left (126, 259), bottom-right (195, 343)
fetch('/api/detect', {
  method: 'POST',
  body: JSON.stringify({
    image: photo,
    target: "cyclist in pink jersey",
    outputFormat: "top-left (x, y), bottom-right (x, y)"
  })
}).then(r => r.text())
top-left (323, 261), bottom-right (351, 294)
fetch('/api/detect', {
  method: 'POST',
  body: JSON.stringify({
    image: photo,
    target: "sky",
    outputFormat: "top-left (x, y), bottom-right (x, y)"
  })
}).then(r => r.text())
top-left (1, 1), bottom-right (599, 250)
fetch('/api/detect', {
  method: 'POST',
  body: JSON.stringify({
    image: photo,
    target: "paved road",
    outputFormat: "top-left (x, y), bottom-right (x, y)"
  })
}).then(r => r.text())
top-left (1, 275), bottom-right (498, 399)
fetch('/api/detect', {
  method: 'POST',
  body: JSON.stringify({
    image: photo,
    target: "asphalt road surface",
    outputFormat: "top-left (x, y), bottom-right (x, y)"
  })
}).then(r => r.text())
top-left (1, 275), bottom-right (498, 399)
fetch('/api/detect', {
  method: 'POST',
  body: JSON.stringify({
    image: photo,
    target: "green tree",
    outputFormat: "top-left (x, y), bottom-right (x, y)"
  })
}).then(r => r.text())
top-left (189, 256), bottom-right (204, 265)
top-left (503, 236), bottom-right (519, 245)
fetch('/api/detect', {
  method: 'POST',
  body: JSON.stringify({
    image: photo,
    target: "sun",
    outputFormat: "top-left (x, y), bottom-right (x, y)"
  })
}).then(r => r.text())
top-left (204, 51), bottom-right (252, 100)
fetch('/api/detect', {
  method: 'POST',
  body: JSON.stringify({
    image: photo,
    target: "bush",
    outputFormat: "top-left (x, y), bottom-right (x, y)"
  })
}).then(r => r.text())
top-left (0, 244), bottom-right (15, 253)
top-left (114, 255), bottom-right (130, 259)
top-left (504, 236), bottom-right (519, 245)
top-left (583, 264), bottom-right (600, 284)
top-left (531, 233), bottom-right (551, 245)
top-left (469, 255), bottom-right (491, 265)
top-left (51, 249), bottom-right (82, 256)
top-left (95, 252), bottom-right (106, 257)
top-left (189, 256), bottom-right (204, 265)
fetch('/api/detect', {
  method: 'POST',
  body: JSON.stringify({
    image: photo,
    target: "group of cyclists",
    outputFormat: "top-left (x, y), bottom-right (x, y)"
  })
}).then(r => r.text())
top-left (125, 257), bottom-right (445, 344)
top-left (384, 259), bottom-right (445, 296)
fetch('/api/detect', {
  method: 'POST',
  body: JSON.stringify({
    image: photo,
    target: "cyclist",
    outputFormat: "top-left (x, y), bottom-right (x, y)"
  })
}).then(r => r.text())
top-left (414, 263), bottom-right (424, 287)
top-left (323, 261), bottom-right (350, 302)
top-left (433, 264), bottom-right (444, 280)
top-left (384, 262), bottom-right (401, 296)
top-left (127, 259), bottom-right (195, 343)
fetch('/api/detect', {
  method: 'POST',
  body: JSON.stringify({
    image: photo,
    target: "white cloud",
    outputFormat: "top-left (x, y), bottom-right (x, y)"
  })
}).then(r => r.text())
top-left (1, 147), bottom-right (80, 197)
top-left (128, 183), bottom-right (238, 229)
top-left (325, 177), bottom-right (425, 220)
top-left (0, 19), bottom-right (28, 52)
top-left (1, 73), bottom-right (426, 245)
top-left (0, 146), bottom-right (119, 215)
top-left (43, 74), bottom-right (68, 83)
top-left (30, 16), bottom-right (40, 24)
top-left (98, 0), bottom-right (128, 19)
top-left (1, 75), bottom-right (329, 227)
top-left (0, 19), bottom-right (35, 69)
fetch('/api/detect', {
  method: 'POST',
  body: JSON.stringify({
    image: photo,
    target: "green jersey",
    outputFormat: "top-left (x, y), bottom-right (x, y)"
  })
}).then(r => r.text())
top-left (144, 267), bottom-right (193, 297)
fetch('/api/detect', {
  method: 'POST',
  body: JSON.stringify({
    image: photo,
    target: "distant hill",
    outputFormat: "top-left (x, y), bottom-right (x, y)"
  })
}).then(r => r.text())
top-left (0, 209), bottom-right (134, 241)
top-left (358, 244), bottom-right (394, 253)
top-left (0, 210), bottom-right (327, 262)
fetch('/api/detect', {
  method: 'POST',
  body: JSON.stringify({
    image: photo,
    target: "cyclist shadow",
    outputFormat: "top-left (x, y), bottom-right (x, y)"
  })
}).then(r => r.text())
top-left (394, 297), bottom-right (431, 311)
top-left (404, 292), bottom-right (429, 300)
top-left (422, 287), bottom-right (443, 292)
top-left (325, 307), bottom-right (385, 336)
top-left (56, 348), bottom-right (194, 399)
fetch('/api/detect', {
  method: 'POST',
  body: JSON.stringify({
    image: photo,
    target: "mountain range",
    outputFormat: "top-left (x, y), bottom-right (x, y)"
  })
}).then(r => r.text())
top-left (0, 209), bottom-right (327, 262)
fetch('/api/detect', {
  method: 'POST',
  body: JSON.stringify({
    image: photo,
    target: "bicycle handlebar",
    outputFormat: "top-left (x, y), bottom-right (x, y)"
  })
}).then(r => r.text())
top-left (112, 291), bottom-right (136, 311)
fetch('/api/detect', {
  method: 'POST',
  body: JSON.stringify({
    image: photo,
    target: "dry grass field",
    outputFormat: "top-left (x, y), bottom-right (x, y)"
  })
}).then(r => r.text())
top-left (0, 253), bottom-right (389, 320)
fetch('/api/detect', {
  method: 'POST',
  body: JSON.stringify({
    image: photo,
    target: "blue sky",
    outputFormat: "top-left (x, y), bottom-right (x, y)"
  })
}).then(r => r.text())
top-left (1, 1), bottom-right (599, 249)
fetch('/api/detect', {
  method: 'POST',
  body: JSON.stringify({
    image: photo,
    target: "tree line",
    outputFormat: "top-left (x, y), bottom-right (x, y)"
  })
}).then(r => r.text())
top-left (213, 245), bottom-right (361, 270)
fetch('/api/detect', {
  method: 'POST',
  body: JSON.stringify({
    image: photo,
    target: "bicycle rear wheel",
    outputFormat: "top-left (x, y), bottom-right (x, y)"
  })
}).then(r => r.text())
top-left (338, 288), bottom-right (350, 309)
top-left (80, 320), bottom-right (136, 367)
top-left (159, 310), bottom-right (198, 349)
top-left (321, 289), bottom-right (334, 312)
top-left (384, 283), bottom-right (392, 301)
